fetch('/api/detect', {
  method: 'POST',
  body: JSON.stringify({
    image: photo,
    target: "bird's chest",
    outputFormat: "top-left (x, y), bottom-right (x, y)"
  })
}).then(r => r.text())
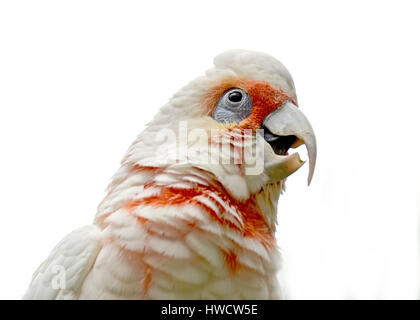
top-left (79, 211), bottom-right (281, 300)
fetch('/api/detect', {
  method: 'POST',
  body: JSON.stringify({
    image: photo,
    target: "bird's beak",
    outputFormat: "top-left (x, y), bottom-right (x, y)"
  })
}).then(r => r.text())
top-left (262, 101), bottom-right (317, 185)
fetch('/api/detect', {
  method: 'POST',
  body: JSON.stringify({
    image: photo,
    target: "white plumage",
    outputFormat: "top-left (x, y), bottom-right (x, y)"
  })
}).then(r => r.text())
top-left (24, 50), bottom-right (316, 299)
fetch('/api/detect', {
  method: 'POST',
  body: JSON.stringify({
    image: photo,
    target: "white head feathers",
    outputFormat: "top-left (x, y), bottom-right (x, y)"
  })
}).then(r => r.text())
top-left (212, 49), bottom-right (297, 101)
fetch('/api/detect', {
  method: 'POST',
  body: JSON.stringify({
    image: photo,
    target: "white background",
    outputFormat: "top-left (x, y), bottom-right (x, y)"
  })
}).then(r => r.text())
top-left (1, 1), bottom-right (419, 299)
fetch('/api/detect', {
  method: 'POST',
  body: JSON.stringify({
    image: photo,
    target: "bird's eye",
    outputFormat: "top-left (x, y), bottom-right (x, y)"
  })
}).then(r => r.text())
top-left (211, 88), bottom-right (251, 123)
top-left (228, 91), bottom-right (243, 103)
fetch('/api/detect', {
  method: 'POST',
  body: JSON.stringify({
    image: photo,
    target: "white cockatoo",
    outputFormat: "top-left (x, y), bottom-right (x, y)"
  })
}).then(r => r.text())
top-left (24, 50), bottom-right (316, 299)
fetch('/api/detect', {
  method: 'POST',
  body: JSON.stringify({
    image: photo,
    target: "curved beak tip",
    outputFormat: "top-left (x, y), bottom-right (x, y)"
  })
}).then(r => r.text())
top-left (263, 101), bottom-right (317, 186)
top-left (308, 173), bottom-right (313, 186)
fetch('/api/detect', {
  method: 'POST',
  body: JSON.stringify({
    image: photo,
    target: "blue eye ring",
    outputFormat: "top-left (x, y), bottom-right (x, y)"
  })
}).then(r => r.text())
top-left (212, 88), bottom-right (251, 124)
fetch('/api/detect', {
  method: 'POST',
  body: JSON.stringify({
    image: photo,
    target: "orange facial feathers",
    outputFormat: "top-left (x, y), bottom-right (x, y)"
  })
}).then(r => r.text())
top-left (205, 79), bottom-right (297, 129)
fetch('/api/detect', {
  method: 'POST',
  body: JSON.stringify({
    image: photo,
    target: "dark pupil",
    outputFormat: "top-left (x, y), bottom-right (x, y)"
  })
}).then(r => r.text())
top-left (228, 91), bottom-right (242, 103)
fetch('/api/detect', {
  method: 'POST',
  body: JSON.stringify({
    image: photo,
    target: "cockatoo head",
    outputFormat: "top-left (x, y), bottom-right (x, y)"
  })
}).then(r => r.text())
top-left (128, 50), bottom-right (316, 225)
